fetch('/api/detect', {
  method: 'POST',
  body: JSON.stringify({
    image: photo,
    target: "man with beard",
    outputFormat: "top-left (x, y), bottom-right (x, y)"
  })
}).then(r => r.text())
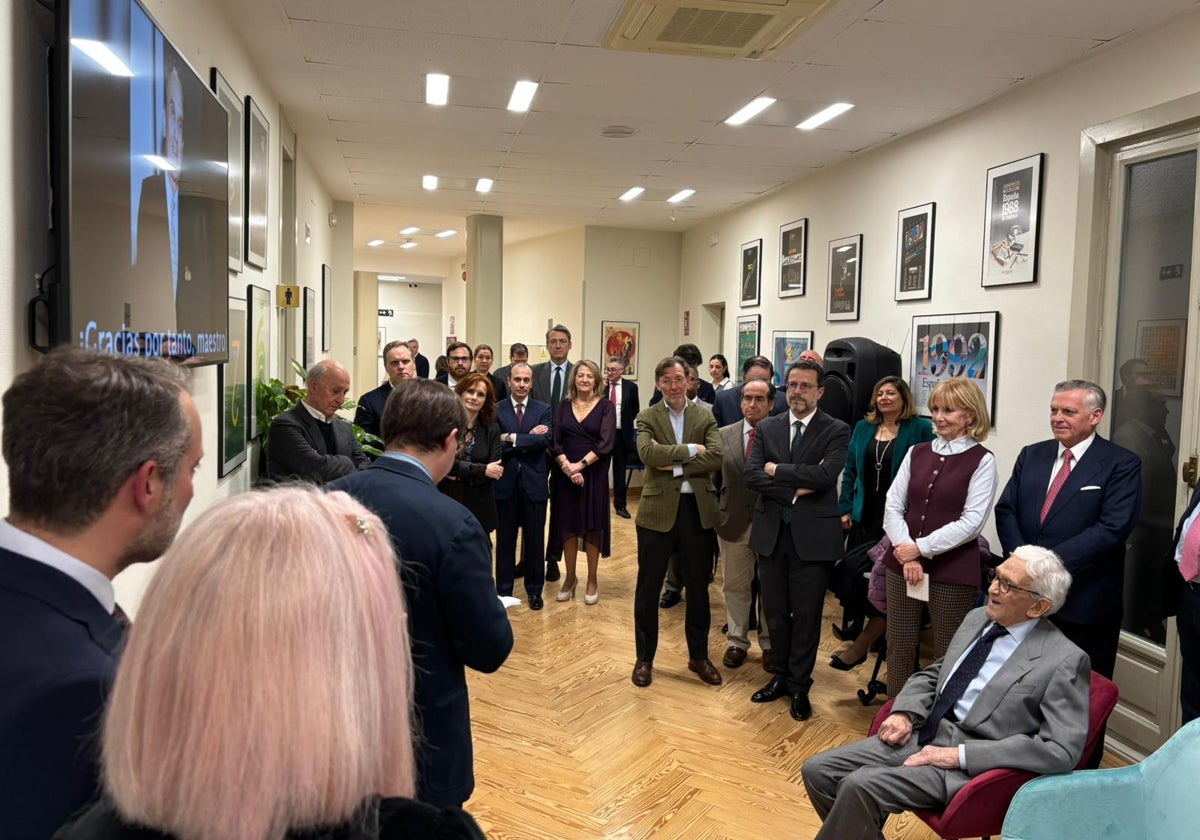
top-left (436, 342), bottom-right (474, 390)
top-left (0, 348), bottom-right (204, 839)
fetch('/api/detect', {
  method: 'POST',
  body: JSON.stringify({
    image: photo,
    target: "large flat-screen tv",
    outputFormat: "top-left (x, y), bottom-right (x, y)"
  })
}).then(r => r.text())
top-left (49, 0), bottom-right (230, 365)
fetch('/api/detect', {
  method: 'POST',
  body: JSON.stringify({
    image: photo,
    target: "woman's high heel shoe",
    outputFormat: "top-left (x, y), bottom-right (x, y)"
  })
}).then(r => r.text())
top-left (556, 582), bottom-right (577, 602)
top-left (828, 652), bottom-right (868, 671)
top-left (584, 585), bottom-right (599, 605)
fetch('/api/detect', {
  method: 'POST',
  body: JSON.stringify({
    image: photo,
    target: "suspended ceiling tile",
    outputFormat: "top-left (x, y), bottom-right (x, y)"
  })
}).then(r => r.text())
top-left (283, 0), bottom-right (576, 42)
top-left (767, 64), bottom-right (1018, 111)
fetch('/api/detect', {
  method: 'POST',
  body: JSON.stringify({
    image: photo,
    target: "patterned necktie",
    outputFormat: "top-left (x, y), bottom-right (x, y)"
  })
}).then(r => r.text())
top-left (745, 427), bottom-right (755, 460)
top-left (1040, 449), bottom-right (1073, 523)
top-left (1181, 511), bottom-right (1200, 582)
top-left (515, 402), bottom-right (524, 430)
top-left (918, 623), bottom-right (1009, 745)
top-left (551, 366), bottom-right (563, 405)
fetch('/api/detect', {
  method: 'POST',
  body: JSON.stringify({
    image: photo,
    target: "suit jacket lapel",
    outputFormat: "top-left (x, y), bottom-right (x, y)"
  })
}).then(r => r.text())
top-left (960, 619), bottom-right (1047, 728)
top-left (790, 410), bottom-right (823, 462)
top-left (1040, 439), bottom-right (1107, 525)
top-left (935, 609), bottom-right (989, 694)
top-left (294, 405), bottom-right (328, 454)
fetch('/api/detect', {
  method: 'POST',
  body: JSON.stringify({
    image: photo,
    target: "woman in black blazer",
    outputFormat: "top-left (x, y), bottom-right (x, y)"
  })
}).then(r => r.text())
top-left (439, 373), bottom-right (503, 533)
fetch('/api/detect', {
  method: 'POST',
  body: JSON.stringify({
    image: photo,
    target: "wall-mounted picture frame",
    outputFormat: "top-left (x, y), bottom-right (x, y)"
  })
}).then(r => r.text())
top-left (827, 234), bottom-right (862, 321)
top-left (247, 284), bottom-right (271, 440)
top-left (1135, 318), bottom-right (1187, 397)
top-left (895, 202), bottom-right (934, 301)
top-left (377, 327), bottom-right (387, 356)
top-left (779, 218), bottom-right (807, 298)
top-left (244, 95), bottom-right (270, 270)
top-left (601, 320), bottom-right (640, 379)
top-left (210, 68), bottom-right (243, 274)
top-left (303, 287), bottom-right (317, 368)
top-left (740, 239), bottom-right (762, 308)
top-left (982, 152), bottom-right (1043, 287)
top-left (770, 330), bottom-right (815, 386)
top-left (735, 314), bottom-right (761, 382)
top-left (910, 311), bottom-right (999, 421)
top-left (321, 264), bottom-right (332, 352)
top-left (218, 295), bottom-right (248, 477)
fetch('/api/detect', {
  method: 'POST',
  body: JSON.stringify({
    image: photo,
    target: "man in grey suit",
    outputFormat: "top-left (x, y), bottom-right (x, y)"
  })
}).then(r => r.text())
top-left (267, 359), bottom-right (369, 483)
top-left (802, 545), bottom-right (1091, 840)
top-left (531, 324), bottom-right (573, 581)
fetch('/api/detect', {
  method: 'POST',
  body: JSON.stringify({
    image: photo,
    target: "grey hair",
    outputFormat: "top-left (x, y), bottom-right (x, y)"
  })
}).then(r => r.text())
top-left (1012, 545), bottom-right (1073, 613)
top-left (606, 356), bottom-right (624, 366)
top-left (1055, 379), bottom-right (1106, 413)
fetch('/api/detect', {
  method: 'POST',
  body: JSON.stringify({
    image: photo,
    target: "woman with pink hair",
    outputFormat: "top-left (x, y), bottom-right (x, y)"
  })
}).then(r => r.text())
top-left (55, 486), bottom-right (484, 840)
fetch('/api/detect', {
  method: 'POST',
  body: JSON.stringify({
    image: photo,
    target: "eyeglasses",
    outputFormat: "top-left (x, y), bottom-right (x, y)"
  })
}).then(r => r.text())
top-left (786, 382), bottom-right (818, 392)
top-left (448, 355), bottom-right (471, 362)
top-left (987, 568), bottom-right (1043, 600)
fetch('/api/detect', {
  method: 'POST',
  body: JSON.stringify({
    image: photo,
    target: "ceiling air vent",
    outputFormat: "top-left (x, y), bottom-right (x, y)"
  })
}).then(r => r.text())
top-left (604, 0), bottom-right (837, 60)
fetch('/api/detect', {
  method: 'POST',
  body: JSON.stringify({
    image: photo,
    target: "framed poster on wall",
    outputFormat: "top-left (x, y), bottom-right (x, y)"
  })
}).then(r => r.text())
top-left (771, 330), bottom-right (815, 386)
top-left (303, 287), bottom-right (317, 368)
top-left (779, 218), bottom-right (807, 298)
top-left (244, 95), bottom-right (270, 269)
top-left (736, 315), bottom-right (761, 382)
top-left (601, 320), bottom-right (640, 379)
top-left (247, 284), bottom-right (272, 440)
top-left (321, 264), bottom-right (332, 352)
top-left (827, 234), bottom-right (862, 321)
top-left (895, 203), bottom-right (934, 301)
top-left (982, 153), bottom-right (1043, 287)
top-left (909, 311), bottom-right (999, 420)
top-left (740, 239), bottom-right (762, 308)
top-left (210, 67), bottom-right (243, 273)
top-left (218, 296), bottom-right (248, 477)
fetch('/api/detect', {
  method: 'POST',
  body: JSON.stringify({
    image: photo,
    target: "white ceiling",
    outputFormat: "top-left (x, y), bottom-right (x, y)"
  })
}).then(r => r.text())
top-left (217, 0), bottom-right (1200, 261)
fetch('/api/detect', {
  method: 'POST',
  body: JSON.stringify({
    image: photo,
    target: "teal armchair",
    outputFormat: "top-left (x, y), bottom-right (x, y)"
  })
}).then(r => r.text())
top-left (1002, 719), bottom-right (1200, 840)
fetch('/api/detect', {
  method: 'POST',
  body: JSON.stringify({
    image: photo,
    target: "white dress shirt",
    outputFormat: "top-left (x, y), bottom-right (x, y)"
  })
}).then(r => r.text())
top-left (0, 518), bottom-right (115, 613)
top-left (666, 403), bottom-right (699, 492)
top-left (608, 380), bottom-right (623, 429)
top-left (301, 400), bottom-right (333, 424)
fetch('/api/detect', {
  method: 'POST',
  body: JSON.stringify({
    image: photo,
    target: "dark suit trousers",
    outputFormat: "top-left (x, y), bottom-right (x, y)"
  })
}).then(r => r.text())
top-left (634, 495), bottom-right (716, 661)
top-left (759, 520), bottom-right (832, 694)
top-left (1178, 583), bottom-right (1200, 725)
top-left (496, 491), bottom-right (546, 597)
top-left (611, 433), bottom-right (631, 510)
top-left (1050, 613), bottom-right (1121, 768)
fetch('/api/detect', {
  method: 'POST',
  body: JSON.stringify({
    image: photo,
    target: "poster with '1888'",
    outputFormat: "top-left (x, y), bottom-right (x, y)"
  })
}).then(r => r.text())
top-left (982, 153), bottom-right (1043, 287)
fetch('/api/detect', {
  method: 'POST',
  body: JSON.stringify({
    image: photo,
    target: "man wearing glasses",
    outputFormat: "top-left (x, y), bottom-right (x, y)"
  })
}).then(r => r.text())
top-left (436, 342), bottom-right (475, 390)
top-left (744, 359), bottom-right (850, 721)
top-left (801, 545), bottom-right (1090, 840)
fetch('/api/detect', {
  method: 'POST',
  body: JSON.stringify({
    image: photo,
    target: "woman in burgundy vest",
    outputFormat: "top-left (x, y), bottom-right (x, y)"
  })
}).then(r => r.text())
top-left (881, 377), bottom-right (999, 697)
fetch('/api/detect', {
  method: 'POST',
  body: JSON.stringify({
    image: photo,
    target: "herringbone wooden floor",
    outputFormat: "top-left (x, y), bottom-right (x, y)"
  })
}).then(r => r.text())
top-left (464, 498), bottom-right (1116, 839)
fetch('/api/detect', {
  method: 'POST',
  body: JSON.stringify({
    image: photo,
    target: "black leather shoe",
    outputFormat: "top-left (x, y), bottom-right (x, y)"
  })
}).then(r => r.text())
top-left (528, 594), bottom-right (543, 611)
top-left (631, 660), bottom-right (653, 687)
top-left (513, 562), bottom-right (526, 578)
top-left (659, 589), bottom-right (682, 609)
top-left (615, 507), bottom-right (631, 519)
top-left (751, 676), bottom-right (789, 703)
top-left (545, 561), bottom-right (561, 582)
top-left (790, 692), bottom-right (813, 721)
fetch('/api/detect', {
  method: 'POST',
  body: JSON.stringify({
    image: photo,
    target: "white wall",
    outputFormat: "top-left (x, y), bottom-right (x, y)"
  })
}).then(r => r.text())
top-left (680, 10), bottom-right (1200, 547)
top-left (503, 228), bottom-right (585, 362)
top-left (377, 282), bottom-right (441, 380)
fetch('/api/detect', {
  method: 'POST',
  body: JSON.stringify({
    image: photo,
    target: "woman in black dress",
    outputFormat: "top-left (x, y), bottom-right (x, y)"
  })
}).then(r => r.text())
top-left (548, 359), bottom-right (615, 605)
top-left (438, 374), bottom-right (502, 535)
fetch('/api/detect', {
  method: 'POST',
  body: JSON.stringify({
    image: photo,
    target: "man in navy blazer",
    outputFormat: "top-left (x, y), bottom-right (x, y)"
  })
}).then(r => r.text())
top-left (1169, 482), bottom-right (1200, 723)
top-left (604, 355), bottom-right (641, 518)
top-left (995, 379), bottom-right (1142, 683)
top-left (329, 379), bottom-right (513, 807)
top-left (495, 362), bottom-right (553, 608)
top-left (1, 349), bottom-right (204, 840)
top-left (713, 355), bottom-right (789, 427)
top-left (353, 339), bottom-right (417, 442)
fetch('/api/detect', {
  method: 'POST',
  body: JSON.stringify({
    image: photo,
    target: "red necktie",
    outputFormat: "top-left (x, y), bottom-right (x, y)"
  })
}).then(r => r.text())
top-left (516, 402), bottom-right (524, 429)
top-left (1040, 449), bottom-right (1073, 523)
top-left (745, 427), bottom-right (755, 459)
top-left (1181, 514), bottom-right (1200, 582)
top-left (610, 383), bottom-right (617, 405)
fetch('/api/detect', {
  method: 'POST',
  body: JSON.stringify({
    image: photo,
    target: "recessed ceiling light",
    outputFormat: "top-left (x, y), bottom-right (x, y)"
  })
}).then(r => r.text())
top-left (725, 97), bottom-right (776, 126)
top-left (378, 274), bottom-right (406, 282)
top-left (436, 230), bottom-right (457, 238)
top-left (143, 155), bottom-right (176, 172)
top-left (476, 178), bottom-right (494, 193)
top-left (425, 73), bottom-right (449, 106)
top-left (71, 39), bottom-right (133, 76)
top-left (367, 239), bottom-right (384, 247)
top-left (797, 102), bottom-right (854, 130)
top-left (400, 226), bottom-right (420, 235)
top-left (400, 240), bottom-right (418, 249)
top-left (422, 175), bottom-right (438, 190)
top-left (667, 189), bottom-right (695, 204)
top-left (507, 80), bottom-right (538, 112)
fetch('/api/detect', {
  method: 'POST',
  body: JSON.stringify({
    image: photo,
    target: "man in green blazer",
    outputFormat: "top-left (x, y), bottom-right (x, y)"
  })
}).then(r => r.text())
top-left (631, 356), bottom-right (724, 688)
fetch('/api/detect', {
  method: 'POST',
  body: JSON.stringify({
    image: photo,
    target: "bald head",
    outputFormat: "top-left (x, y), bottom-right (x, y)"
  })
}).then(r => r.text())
top-left (305, 360), bottom-right (351, 419)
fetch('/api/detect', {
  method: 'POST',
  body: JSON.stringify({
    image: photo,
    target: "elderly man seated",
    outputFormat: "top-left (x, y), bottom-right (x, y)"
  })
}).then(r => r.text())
top-left (801, 545), bottom-right (1090, 840)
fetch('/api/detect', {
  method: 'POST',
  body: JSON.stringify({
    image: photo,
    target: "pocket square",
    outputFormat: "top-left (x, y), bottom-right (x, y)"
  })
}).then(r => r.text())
top-left (1080, 485), bottom-right (1102, 491)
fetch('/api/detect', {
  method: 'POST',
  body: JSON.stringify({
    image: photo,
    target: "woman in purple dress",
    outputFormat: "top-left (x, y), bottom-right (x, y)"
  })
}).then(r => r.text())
top-left (549, 359), bottom-right (615, 605)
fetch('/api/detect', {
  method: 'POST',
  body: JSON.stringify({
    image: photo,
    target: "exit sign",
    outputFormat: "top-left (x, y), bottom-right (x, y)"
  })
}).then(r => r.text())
top-left (378, 309), bottom-right (394, 317)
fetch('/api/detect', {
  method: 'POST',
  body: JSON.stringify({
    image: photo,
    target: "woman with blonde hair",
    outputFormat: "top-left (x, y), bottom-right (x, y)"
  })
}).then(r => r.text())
top-left (56, 486), bottom-right (484, 840)
top-left (880, 377), bottom-right (998, 697)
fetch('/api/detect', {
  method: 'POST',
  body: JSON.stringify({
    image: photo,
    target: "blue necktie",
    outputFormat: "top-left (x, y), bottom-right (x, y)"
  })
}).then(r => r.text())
top-left (918, 623), bottom-right (1009, 745)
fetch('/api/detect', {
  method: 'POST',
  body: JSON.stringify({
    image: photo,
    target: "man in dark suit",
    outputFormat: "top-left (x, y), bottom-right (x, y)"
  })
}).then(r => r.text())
top-left (354, 339), bottom-right (416, 441)
top-left (604, 355), bottom-right (641, 519)
top-left (802, 546), bottom-right (1090, 840)
top-left (1170, 482), bottom-right (1200, 723)
top-left (492, 342), bottom-right (529, 386)
top-left (495, 362), bottom-right (553, 608)
top-left (994, 380), bottom-right (1142, 681)
top-left (532, 324), bottom-right (574, 581)
top-left (0, 349), bottom-right (204, 840)
top-left (267, 359), bottom-right (370, 483)
top-left (712, 355), bottom-right (789, 427)
top-left (436, 342), bottom-right (474, 389)
top-left (744, 359), bottom-right (850, 721)
top-left (408, 338), bottom-right (430, 379)
top-left (329, 379), bottom-right (513, 807)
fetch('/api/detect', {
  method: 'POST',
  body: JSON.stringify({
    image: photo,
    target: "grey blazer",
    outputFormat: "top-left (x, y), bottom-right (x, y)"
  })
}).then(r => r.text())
top-left (891, 607), bottom-right (1091, 798)
top-left (266, 403), bottom-right (370, 484)
top-left (716, 420), bottom-right (757, 543)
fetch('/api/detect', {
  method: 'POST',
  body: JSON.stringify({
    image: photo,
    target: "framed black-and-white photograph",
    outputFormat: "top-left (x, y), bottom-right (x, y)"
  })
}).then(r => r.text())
top-left (982, 152), bottom-right (1043, 287)
top-left (218, 296), bottom-right (248, 477)
top-left (736, 315), bottom-right (761, 382)
top-left (910, 311), bottom-right (999, 421)
top-left (210, 68), bottom-right (243, 273)
top-left (895, 202), bottom-right (934, 301)
top-left (740, 239), bottom-right (762, 308)
top-left (244, 95), bottom-right (270, 269)
top-left (827, 234), bottom-right (862, 322)
top-left (303, 287), bottom-right (317, 368)
top-left (247, 284), bottom-right (271, 440)
top-left (321, 264), bottom-right (332, 352)
top-left (779, 218), bottom-right (807, 298)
